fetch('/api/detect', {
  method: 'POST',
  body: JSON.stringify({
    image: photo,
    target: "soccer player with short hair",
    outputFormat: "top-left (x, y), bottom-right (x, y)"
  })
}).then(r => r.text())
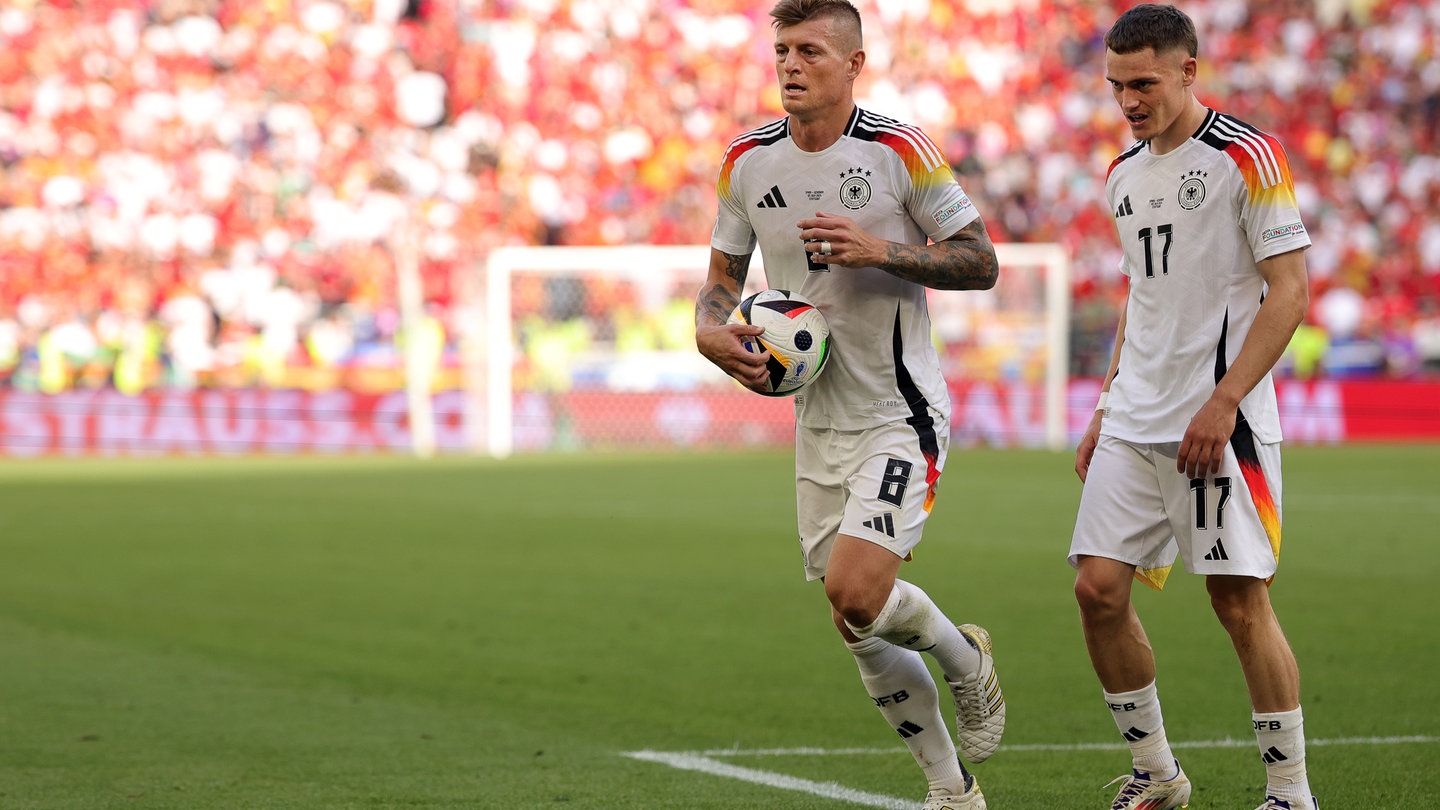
top-left (1070, 5), bottom-right (1318, 810)
top-left (694, 2), bottom-right (1003, 808)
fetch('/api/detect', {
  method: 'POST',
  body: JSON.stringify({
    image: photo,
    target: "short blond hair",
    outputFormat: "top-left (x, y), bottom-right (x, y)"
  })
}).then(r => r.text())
top-left (769, 0), bottom-right (863, 49)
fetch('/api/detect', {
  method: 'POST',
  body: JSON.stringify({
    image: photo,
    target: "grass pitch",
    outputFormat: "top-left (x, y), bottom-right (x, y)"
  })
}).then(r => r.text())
top-left (0, 445), bottom-right (1436, 808)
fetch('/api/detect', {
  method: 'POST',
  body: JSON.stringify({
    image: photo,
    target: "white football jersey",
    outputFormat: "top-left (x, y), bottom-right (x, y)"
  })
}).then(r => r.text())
top-left (1102, 109), bottom-right (1311, 444)
top-left (711, 106), bottom-right (979, 431)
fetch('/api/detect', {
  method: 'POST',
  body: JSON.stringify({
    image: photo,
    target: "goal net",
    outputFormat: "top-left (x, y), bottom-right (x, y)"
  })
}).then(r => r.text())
top-left (475, 243), bottom-right (1071, 457)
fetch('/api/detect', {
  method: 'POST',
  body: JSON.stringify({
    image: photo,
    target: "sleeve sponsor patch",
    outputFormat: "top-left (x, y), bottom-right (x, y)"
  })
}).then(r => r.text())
top-left (1261, 221), bottom-right (1307, 244)
top-left (933, 195), bottom-right (974, 229)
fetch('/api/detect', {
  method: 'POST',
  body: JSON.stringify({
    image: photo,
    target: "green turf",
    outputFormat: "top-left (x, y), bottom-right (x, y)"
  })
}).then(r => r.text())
top-left (0, 446), bottom-right (1436, 808)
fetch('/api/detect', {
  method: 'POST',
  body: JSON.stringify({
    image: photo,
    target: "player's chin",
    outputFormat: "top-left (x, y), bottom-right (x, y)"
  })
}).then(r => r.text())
top-left (779, 94), bottom-right (811, 114)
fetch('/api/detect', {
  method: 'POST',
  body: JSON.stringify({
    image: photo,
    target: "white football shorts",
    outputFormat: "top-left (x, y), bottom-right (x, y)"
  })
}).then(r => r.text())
top-left (1069, 432), bottom-right (1284, 582)
top-left (796, 415), bottom-right (948, 581)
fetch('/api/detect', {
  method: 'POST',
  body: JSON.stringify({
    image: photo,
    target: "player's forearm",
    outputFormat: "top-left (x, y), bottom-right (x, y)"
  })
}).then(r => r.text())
top-left (695, 250), bottom-right (752, 327)
top-left (1103, 305), bottom-right (1127, 392)
top-left (877, 219), bottom-right (999, 291)
top-left (1213, 266), bottom-right (1308, 409)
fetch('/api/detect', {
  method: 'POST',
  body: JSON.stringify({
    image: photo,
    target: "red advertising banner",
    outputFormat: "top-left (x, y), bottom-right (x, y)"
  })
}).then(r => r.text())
top-left (0, 389), bottom-right (471, 457)
top-left (1279, 379), bottom-right (1440, 442)
top-left (0, 379), bottom-right (1437, 457)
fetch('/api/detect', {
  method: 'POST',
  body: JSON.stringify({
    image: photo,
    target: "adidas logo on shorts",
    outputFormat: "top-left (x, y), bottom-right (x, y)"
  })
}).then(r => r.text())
top-left (862, 513), bottom-right (895, 537)
top-left (1203, 538), bottom-right (1230, 561)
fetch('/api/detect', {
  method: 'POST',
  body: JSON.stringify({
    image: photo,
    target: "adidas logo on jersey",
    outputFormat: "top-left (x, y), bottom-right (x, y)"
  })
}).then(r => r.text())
top-left (1114, 195), bottom-right (1134, 218)
top-left (862, 513), bottom-right (895, 537)
top-left (1203, 539), bottom-right (1230, 561)
top-left (756, 185), bottom-right (787, 208)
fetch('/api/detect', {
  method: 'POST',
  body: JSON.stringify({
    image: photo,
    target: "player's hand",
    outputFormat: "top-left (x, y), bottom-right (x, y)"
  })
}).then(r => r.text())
top-left (797, 211), bottom-right (883, 267)
top-left (1177, 397), bottom-right (1237, 478)
top-left (695, 321), bottom-right (771, 391)
top-left (1075, 411), bottom-right (1102, 483)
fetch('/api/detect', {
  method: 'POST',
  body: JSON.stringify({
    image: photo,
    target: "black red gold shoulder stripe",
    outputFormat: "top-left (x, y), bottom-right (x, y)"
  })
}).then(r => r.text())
top-left (718, 118), bottom-right (789, 183)
top-left (850, 108), bottom-right (946, 172)
top-left (1196, 110), bottom-right (1290, 190)
top-left (1106, 140), bottom-right (1147, 181)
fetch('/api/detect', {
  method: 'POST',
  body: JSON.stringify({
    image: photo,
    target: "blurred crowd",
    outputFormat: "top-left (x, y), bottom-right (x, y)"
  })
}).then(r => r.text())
top-left (1, 0), bottom-right (1437, 395)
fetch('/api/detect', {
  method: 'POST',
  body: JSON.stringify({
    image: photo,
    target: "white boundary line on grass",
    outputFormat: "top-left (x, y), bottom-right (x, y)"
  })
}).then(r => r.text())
top-left (623, 736), bottom-right (1438, 809)
top-left (623, 749), bottom-right (914, 810)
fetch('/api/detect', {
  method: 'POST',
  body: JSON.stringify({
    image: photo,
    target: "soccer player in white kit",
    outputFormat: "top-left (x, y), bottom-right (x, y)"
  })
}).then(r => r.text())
top-left (1069, 6), bottom-right (1318, 810)
top-left (694, 2), bottom-right (1003, 808)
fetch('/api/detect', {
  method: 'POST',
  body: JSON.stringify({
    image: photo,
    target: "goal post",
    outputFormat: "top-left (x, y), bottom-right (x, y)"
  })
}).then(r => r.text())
top-left (1002, 242), bottom-right (1072, 454)
top-left (477, 243), bottom-right (1070, 457)
top-left (481, 245), bottom-right (720, 458)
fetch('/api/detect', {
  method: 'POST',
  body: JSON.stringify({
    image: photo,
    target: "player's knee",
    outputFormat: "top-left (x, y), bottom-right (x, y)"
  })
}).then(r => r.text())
top-left (1207, 578), bottom-right (1266, 630)
top-left (824, 579), bottom-right (883, 629)
top-left (1074, 572), bottom-right (1127, 620)
top-left (830, 594), bottom-right (879, 629)
top-left (1209, 595), bottom-right (1257, 638)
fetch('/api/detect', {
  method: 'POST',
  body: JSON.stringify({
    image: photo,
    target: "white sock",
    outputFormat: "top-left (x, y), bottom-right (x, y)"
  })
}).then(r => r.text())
top-left (1254, 707), bottom-right (1312, 805)
top-left (1104, 681), bottom-right (1177, 778)
top-left (845, 580), bottom-right (981, 682)
top-left (848, 636), bottom-right (968, 796)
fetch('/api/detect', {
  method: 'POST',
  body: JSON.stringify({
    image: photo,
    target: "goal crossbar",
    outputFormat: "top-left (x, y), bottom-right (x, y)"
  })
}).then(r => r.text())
top-left (480, 243), bottom-right (1070, 457)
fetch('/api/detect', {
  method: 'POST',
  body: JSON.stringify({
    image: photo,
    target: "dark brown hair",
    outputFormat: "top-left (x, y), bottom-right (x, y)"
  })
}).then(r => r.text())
top-left (1105, 4), bottom-right (1198, 57)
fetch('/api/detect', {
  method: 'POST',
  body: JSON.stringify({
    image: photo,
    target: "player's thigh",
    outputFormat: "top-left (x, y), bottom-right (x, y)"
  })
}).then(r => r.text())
top-left (796, 425), bottom-right (847, 581)
top-left (1069, 436), bottom-right (1175, 568)
top-left (1161, 439), bottom-right (1283, 579)
top-left (836, 418), bottom-right (949, 565)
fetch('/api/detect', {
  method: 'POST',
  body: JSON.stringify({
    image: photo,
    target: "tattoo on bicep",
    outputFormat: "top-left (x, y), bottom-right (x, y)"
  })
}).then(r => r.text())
top-left (880, 219), bottom-right (999, 290)
top-left (722, 251), bottom-right (750, 288)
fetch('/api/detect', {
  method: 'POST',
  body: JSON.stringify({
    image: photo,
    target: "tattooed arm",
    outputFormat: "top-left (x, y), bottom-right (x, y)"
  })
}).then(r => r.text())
top-left (798, 213), bottom-right (999, 291)
top-left (695, 249), bottom-right (752, 328)
top-left (695, 248), bottom-right (771, 390)
top-left (878, 218), bottom-right (999, 291)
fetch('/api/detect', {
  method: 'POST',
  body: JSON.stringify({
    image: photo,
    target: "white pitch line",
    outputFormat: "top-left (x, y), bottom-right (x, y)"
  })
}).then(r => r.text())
top-left (624, 736), bottom-right (1438, 809)
top-left (622, 750), bottom-right (913, 810)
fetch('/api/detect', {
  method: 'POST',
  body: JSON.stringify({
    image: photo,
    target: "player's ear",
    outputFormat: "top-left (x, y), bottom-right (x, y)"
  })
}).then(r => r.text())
top-left (1180, 55), bottom-right (1197, 87)
top-left (848, 48), bottom-right (865, 79)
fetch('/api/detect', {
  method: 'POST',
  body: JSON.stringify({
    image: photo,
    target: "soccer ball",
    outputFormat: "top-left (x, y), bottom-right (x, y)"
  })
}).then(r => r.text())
top-left (725, 289), bottom-right (831, 397)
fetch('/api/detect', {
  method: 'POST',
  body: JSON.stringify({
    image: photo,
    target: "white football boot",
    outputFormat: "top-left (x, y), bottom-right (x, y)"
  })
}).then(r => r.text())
top-left (946, 624), bottom-right (1005, 763)
top-left (922, 771), bottom-right (987, 810)
top-left (1104, 760), bottom-right (1192, 810)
